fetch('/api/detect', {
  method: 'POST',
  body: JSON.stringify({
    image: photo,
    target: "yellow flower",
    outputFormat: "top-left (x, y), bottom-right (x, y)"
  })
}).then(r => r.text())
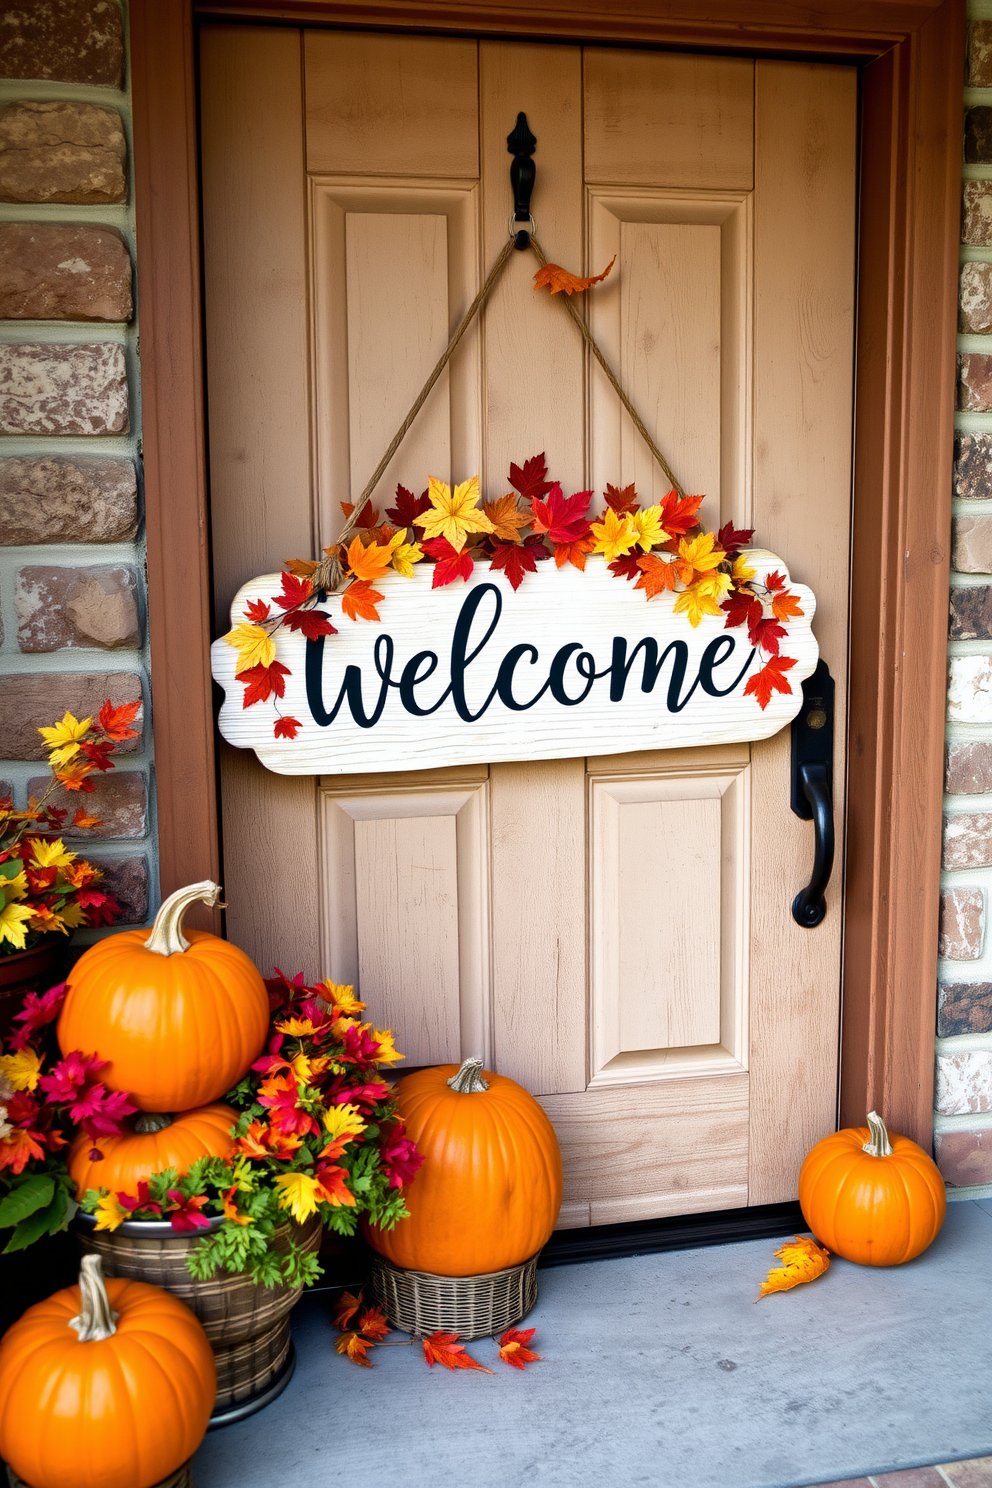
top-left (38, 711), bottom-right (92, 753)
top-left (677, 531), bottom-right (725, 575)
top-left (0, 1047), bottom-right (43, 1092)
top-left (323, 1103), bottom-right (367, 1141)
top-left (275, 1016), bottom-right (320, 1037)
top-left (419, 476), bottom-right (495, 552)
top-left (630, 505), bottom-right (670, 552)
top-left (372, 1028), bottom-right (403, 1065)
top-left (289, 1051), bottom-right (330, 1084)
top-left (1, 869), bottom-right (28, 902)
top-left (589, 508), bottom-right (637, 562)
top-left (274, 1171), bottom-right (322, 1224)
top-left (319, 981), bottom-right (365, 1017)
top-left (0, 901), bottom-right (34, 950)
top-left (59, 901), bottom-right (88, 930)
top-left (391, 541), bottom-right (424, 578)
top-left (224, 622), bottom-right (276, 673)
top-left (92, 1193), bottom-right (126, 1232)
top-left (673, 581), bottom-right (725, 628)
top-left (27, 838), bottom-right (75, 870)
top-left (732, 554), bottom-right (756, 585)
top-left (47, 742), bottom-right (83, 769)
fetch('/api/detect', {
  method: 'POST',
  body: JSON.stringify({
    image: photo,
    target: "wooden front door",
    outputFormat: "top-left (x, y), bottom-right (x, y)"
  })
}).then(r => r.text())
top-left (199, 28), bottom-right (856, 1224)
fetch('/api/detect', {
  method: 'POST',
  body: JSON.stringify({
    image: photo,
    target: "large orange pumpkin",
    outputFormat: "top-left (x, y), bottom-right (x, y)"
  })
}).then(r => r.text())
top-left (799, 1110), bottom-right (947, 1266)
top-left (0, 1254), bottom-right (215, 1488)
top-left (367, 1057), bottom-right (563, 1276)
top-left (58, 880), bottom-right (269, 1112)
top-left (68, 1103), bottom-right (237, 1200)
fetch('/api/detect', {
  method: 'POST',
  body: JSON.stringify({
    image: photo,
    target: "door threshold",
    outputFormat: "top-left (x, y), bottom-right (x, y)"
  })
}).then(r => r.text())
top-left (538, 1200), bottom-right (806, 1268)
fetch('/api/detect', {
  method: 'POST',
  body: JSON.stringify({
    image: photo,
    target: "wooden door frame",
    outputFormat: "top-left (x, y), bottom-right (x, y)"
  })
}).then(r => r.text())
top-left (129, 0), bottom-right (964, 1148)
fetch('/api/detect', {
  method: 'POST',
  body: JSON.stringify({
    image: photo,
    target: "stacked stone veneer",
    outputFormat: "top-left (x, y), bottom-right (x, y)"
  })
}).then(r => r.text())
top-left (0, 0), bottom-right (154, 937)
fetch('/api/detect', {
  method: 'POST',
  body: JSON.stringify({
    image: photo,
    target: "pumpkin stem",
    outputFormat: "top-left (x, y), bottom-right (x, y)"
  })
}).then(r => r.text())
top-left (863, 1110), bottom-right (894, 1157)
top-left (143, 880), bottom-right (225, 956)
top-left (134, 1112), bottom-right (173, 1134)
top-left (70, 1255), bottom-right (119, 1342)
top-left (446, 1057), bottom-right (489, 1094)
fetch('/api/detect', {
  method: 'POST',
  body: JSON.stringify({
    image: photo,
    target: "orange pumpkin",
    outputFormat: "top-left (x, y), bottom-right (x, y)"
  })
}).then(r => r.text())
top-left (367, 1057), bottom-right (563, 1276)
top-left (58, 880), bottom-right (269, 1112)
top-left (68, 1103), bottom-right (237, 1200)
top-left (799, 1110), bottom-right (947, 1266)
top-left (0, 1254), bottom-right (215, 1488)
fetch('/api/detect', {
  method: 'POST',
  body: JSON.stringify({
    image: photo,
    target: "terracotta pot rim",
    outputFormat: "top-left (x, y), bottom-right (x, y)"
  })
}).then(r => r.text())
top-left (75, 1211), bottom-right (225, 1239)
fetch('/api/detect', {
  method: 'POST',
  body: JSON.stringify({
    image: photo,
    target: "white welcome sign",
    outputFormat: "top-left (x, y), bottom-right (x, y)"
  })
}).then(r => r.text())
top-left (211, 551), bottom-right (818, 776)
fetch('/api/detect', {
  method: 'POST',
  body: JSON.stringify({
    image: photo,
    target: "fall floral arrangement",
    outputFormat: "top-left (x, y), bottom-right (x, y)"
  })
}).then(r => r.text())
top-left (0, 700), bottom-right (140, 953)
top-left (78, 970), bottom-right (423, 1287)
top-left (223, 452), bottom-right (806, 740)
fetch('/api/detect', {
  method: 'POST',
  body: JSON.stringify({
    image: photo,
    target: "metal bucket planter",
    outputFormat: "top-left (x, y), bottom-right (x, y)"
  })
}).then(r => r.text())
top-left (76, 1212), bottom-right (321, 1424)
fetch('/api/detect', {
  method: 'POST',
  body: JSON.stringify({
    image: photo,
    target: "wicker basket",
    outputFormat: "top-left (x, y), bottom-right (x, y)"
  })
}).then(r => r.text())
top-left (76, 1212), bottom-right (320, 1416)
top-left (7, 1463), bottom-right (192, 1488)
top-left (370, 1253), bottom-right (538, 1340)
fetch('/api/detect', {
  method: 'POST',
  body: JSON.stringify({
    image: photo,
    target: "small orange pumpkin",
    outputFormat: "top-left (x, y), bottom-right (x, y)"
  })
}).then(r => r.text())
top-left (366, 1056), bottom-right (563, 1276)
top-left (68, 1102), bottom-right (237, 1200)
top-left (58, 881), bottom-right (269, 1112)
top-left (0, 1254), bottom-right (215, 1488)
top-left (799, 1110), bottom-right (947, 1266)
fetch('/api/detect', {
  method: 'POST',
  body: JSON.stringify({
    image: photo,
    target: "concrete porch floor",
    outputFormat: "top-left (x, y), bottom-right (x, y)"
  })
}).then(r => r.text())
top-left (193, 1199), bottom-right (992, 1488)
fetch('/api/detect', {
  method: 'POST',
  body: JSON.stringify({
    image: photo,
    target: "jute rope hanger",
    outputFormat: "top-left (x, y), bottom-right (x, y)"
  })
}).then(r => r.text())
top-left (316, 122), bottom-right (686, 594)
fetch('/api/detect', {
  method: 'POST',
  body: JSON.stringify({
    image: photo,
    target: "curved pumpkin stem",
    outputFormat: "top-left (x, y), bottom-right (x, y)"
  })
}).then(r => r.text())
top-left (862, 1110), bottom-right (894, 1157)
top-left (134, 1111), bottom-right (172, 1134)
top-left (446, 1057), bottom-right (489, 1093)
top-left (143, 880), bottom-right (224, 956)
top-left (70, 1255), bottom-right (119, 1342)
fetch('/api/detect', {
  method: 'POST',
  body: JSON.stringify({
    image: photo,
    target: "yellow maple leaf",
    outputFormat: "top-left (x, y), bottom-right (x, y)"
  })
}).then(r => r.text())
top-left (26, 838), bottom-right (75, 870)
top-left (482, 494), bottom-right (529, 544)
top-left (371, 1027), bottom-right (403, 1065)
top-left (92, 1193), bottom-right (126, 1233)
top-left (59, 901), bottom-right (89, 930)
top-left (419, 476), bottom-right (494, 552)
top-left (757, 1235), bottom-right (830, 1300)
top-left (38, 711), bottom-right (92, 753)
top-left (323, 1103), bottom-right (367, 1140)
top-left (319, 980), bottom-right (365, 1017)
top-left (695, 569), bottom-right (733, 603)
top-left (589, 507), bottom-right (637, 562)
top-left (1, 869), bottom-right (28, 902)
top-left (678, 531), bottom-right (726, 575)
top-left (391, 541), bottom-right (424, 578)
top-left (0, 1047), bottom-right (43, 1092)
top-left (673, 581), bottom-right (725, 628)
top-left (732, 554), bottom-right (756, 585)
top-left (225, 622), bottom-right (275, 673)
top-left (274, 1170), bottom-right (321, 1224)
top-left (630, 505), bottom-right (670, 553)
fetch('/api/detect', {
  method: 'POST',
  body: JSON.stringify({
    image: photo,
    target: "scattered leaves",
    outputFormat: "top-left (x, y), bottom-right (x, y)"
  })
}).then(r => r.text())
top-left (498, 1328), bottom-right (541, 1370)
top-left (757, 1235), bottom-right (830, 1299)
top-left (336, 1330), bottom-right (375, 1368)
top-left (422, 1331), bottom-right (494, 1373)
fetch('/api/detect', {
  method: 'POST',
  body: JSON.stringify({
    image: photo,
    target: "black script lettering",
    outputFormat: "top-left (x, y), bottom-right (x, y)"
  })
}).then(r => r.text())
top-left (495, 643), bottom-right (551, 711)
top-left (608, 636), bottom-right (697, 713)
top-left (548, 644), bottom-right (597, 706)
top-left (398, 650), bottom-right (450, 717)
top-left (449, 583), bottom-right (503, 723)
top-left (305, 633), bottom-right (394, 729)
top-left (698, 635), bottom-right (756, 697)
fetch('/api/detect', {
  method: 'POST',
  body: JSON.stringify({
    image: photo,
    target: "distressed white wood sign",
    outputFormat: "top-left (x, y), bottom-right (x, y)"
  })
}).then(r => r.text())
top-left (211, 551), bottom-right (818, 776)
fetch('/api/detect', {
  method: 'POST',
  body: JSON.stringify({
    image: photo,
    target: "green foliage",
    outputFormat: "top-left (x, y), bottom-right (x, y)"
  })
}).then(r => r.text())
top-left (1, 1166), bottom-right (75, 1253)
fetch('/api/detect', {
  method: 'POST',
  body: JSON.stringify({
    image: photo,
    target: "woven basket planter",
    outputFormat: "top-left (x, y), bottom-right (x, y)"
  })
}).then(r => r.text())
top-left (369, 1252), bottom-right (538, 1341)
top-left (7, 1464), bottom-right (192, 1488)
top-left (76, 1212), bottom-right (321, 1418)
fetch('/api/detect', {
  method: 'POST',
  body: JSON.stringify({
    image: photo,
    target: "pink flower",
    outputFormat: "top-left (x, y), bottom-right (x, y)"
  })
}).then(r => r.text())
top-left (117, 1181), bottom-right (162, 1216)
top-left (340, 1024), bottom-right (383, 1064)
top-left (10, 983), bottom-right (66, 1051)
top-left (38, 1050), bottom-right (136, 1136)
top-left (380, 1125), bottom-right (425, 1190)
top-left (166, 1191), bottom-right (211, 1232)
top-left (38, 1049), bottom-right (108, 1103)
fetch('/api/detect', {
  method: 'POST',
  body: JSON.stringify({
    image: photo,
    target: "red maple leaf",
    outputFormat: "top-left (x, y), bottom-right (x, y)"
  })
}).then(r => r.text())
top-left (488, 536), bottom-right (548, 591)
top-left (508, 453), bottom-right (553, 500)
top-left (764, 569), bottom-right (787, 593)
top-left (744, 654), bottom-right (797, 710)
top-left (244, 597), bottom-right (272, 622)
top-left (748, 615), bottom-right (789, 656)
top-left (422, 537), bottom-right (475, 588)
top-left (716, 520), bottom-right (755, 558)
top-left (658, 490), bottom-right (705, 537)
top-left (608, 553), bottom-right (642, 581)
top-left (604, 482), bottom-right (639, 516)
top-left (498, 1328), bottom-right (541, 1371)
top-left (283, 608), bottom-right (337, 640)
top-left (274, 572), bottom-right (313, 610)
top-left (386, 486), bottom-right (431, 529)
top-left (721, 591), bottom-right (762, 631)
top-left (339, 499), bottom-right (379, 528)
top-left (273, 716), bottom-right (301, 740)
top-left (332, 1290), bottom-right (363, 1330)
top-left (97, 700), bottom-right (141, 742)
top-left (422, 1331), bottom-right (493, 1373)
top-left (238, 660), bottom-right (290, 706)
top-left (530, 483), bottom-right (593, 544)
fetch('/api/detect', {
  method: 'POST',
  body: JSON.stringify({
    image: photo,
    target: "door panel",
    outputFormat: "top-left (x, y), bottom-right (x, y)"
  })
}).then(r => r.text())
top-left (200, 28), bottom-right (856, 1222)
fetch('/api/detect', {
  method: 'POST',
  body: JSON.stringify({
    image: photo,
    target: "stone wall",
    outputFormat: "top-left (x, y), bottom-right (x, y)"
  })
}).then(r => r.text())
top-left (0, 0), bottom-right (153, 938)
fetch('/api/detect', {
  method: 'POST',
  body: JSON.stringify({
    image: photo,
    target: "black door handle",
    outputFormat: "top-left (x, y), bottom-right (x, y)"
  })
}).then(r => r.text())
top-left (790, 660), bottom-right (835, 928)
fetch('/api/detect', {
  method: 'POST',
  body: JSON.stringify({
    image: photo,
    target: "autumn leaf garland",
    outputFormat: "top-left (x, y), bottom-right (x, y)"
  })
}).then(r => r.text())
top-left (223, 454), bottom-right (806, 738)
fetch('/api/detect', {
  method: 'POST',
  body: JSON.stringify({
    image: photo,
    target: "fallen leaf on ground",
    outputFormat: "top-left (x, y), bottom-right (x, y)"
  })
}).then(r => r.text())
top-left (756, 1235), bottom-right (830, 1300)
top-left (336, 1330), bottom-right (375, 1367)
top-left (498, 1327), bottom-right (541, 1370)
top-left (331, 1289), bottom-right (363, 1330)
top-left (358, 1305), bottom-right (390, 1342)
top-left (422, 1330), bottom-right (493, 1372)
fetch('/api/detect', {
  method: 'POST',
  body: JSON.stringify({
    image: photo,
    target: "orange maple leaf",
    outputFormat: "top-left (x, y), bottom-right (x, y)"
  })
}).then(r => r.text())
top-left (743, 654), bottom-right (797, 710)
top-left (422, 1330), bottom-right (494, 1373)
top-left (71, 807), bottom-right (103, 830)
top-left (345, 535), bottom-right (397, 585)
top-left (336, 1330), bottom-right (375, 1368)
top-left (553, 536), bottom-right (595, 571)
top-left (635, 553), bottom-right (679, 599)
top-left (97, 699), bottom-right (141, 741)
top-left (757, 1235), bottom-right (830, 1299)
top-left (284, 557), bottom-right (320, 578)
top-left (534, 256), bottom-right (616, 296)
top-left (357, 1305), bottom-right (390, 1342)
top-left (340, 580), bottom-right (383, 622)
top-left (331, 1289), bottom-right (363, 1330)
top-left (771, 590), bottom-right (804, 623)
top-left (482, 494), bottom-right (529, 544)
top-left (498, 1328), bottom-right (541, 1370)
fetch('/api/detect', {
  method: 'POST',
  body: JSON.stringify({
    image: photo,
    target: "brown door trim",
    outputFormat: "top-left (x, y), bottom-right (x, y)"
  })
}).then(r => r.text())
top-left (130, 0), bottom-right (964, 1145)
